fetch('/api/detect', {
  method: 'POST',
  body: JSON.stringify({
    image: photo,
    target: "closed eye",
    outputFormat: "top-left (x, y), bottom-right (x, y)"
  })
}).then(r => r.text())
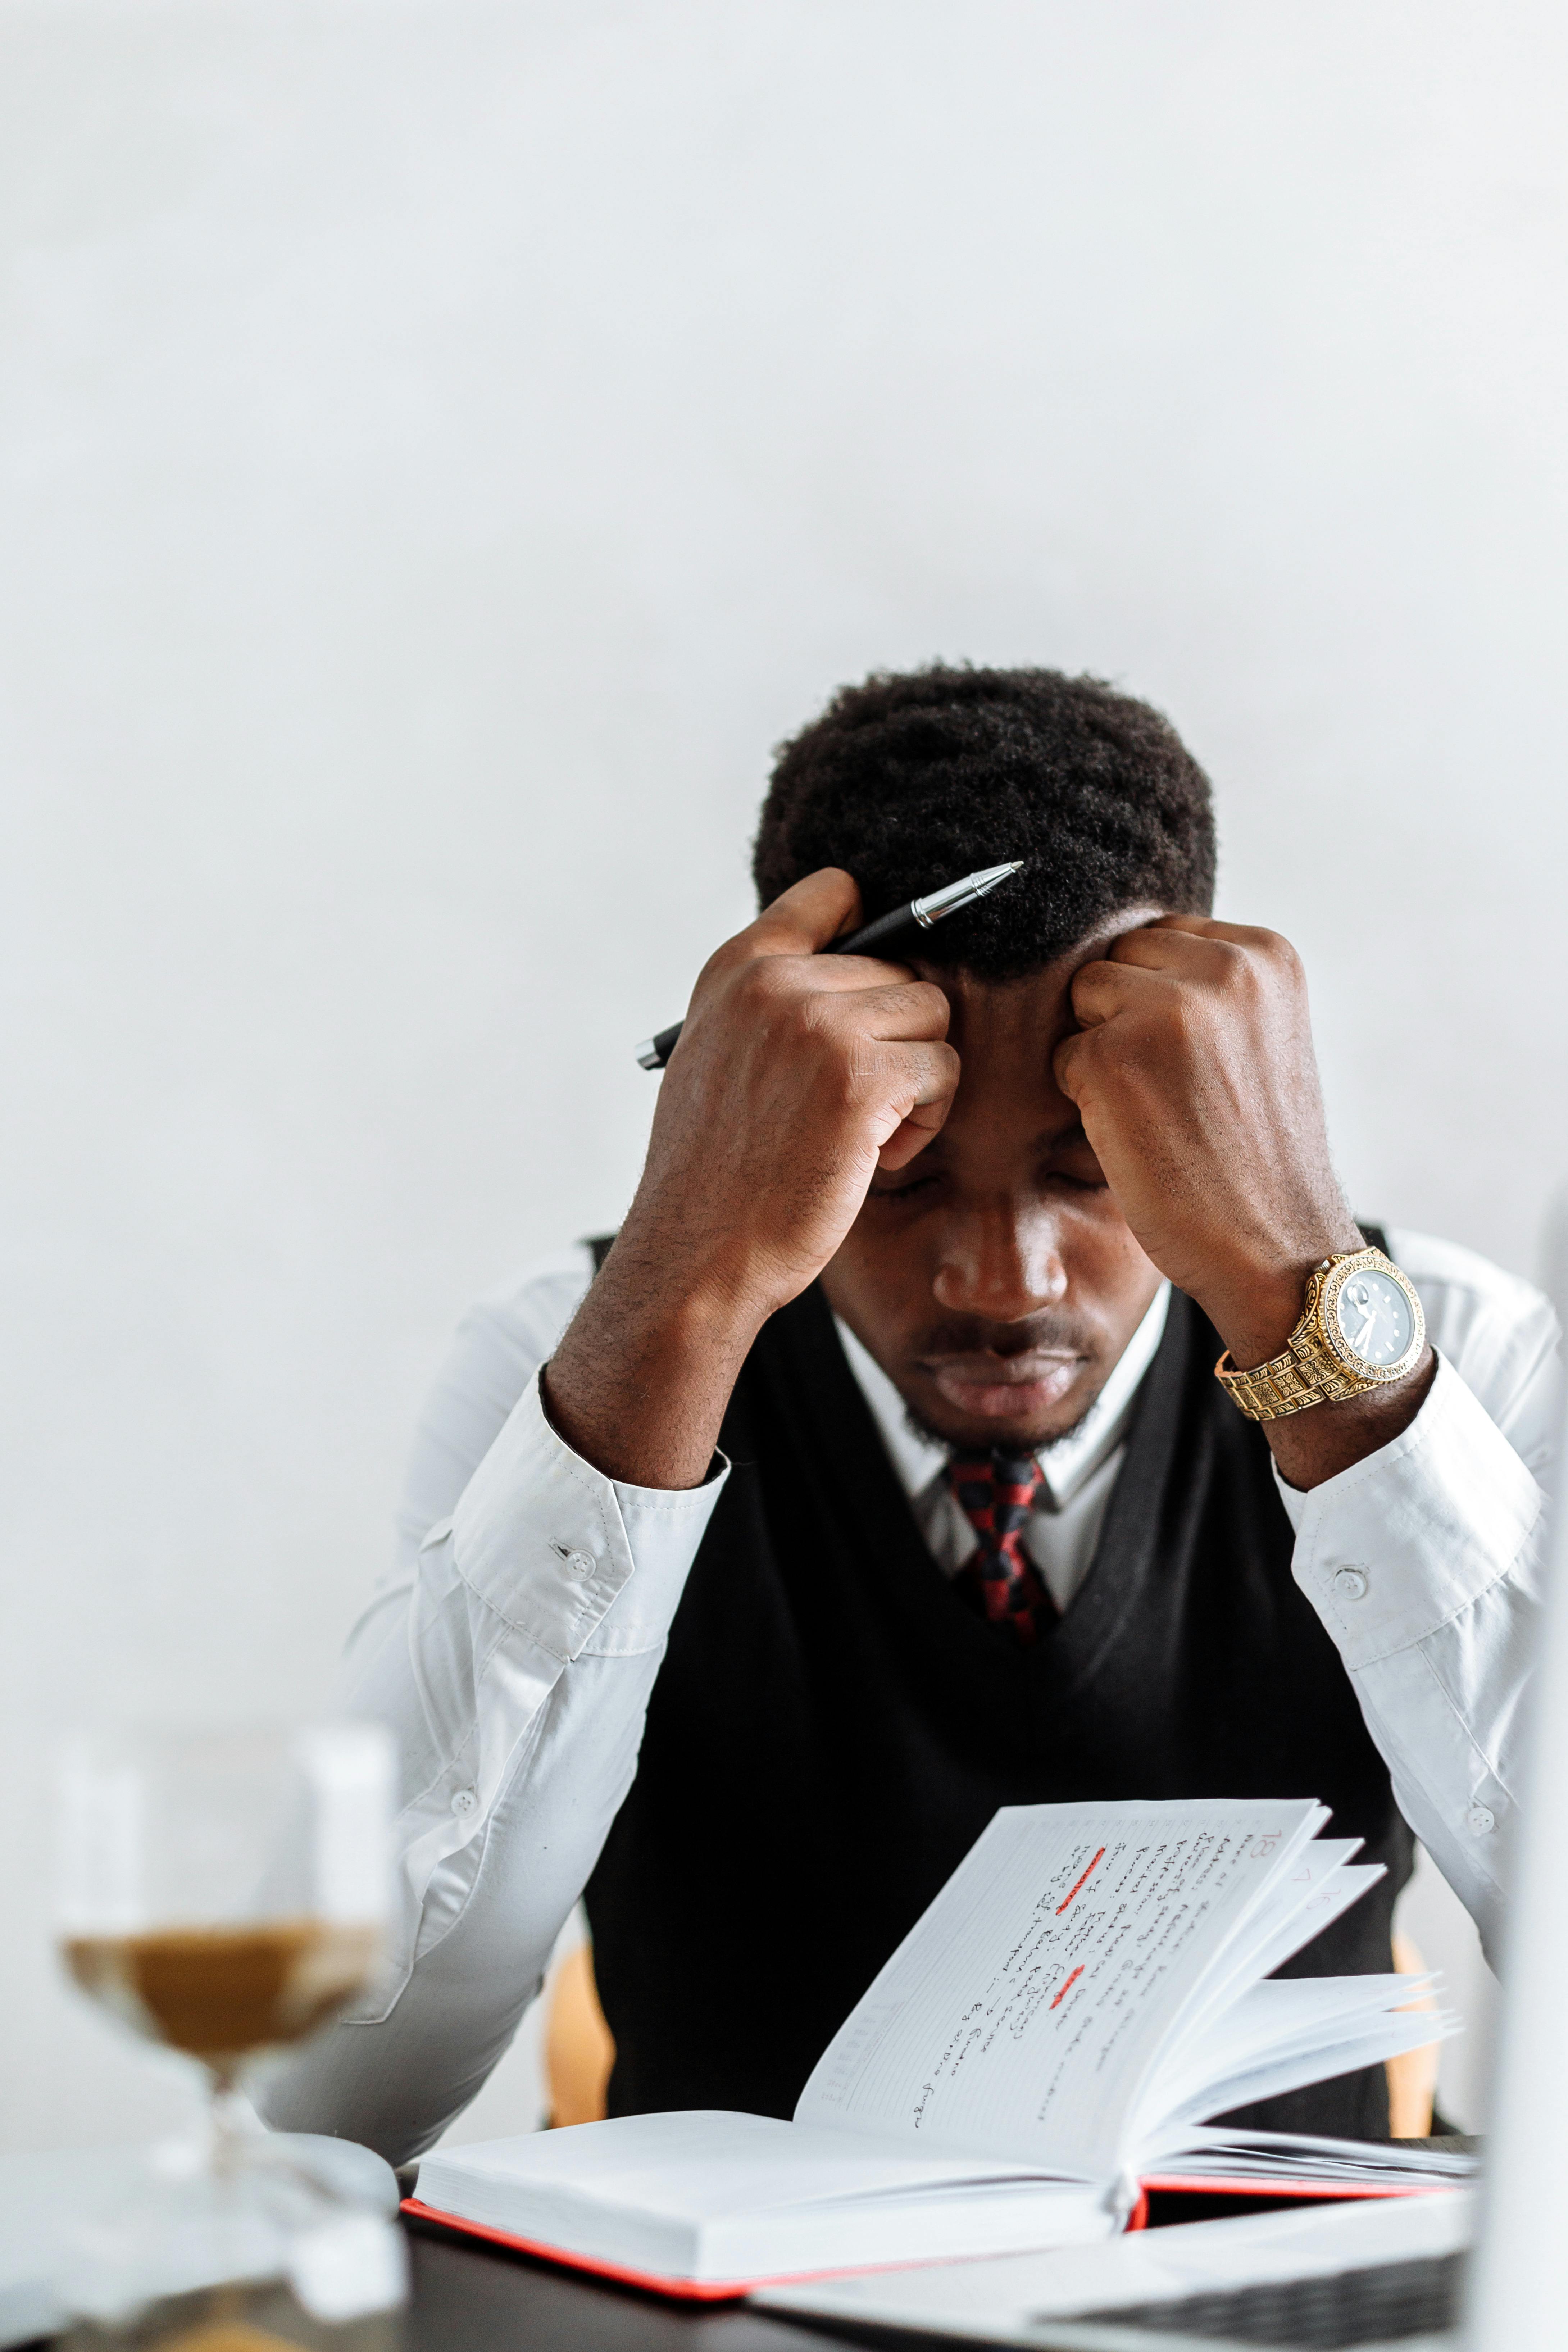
top-left (1042, 1125), bottom-right (1107, 1190)
top-left (867, 1169), bottom-right (942, 1203)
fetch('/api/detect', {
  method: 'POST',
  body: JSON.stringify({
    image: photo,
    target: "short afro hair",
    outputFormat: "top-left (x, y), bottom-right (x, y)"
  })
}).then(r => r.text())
top-left (753, 664), bottom-right (1216, 980)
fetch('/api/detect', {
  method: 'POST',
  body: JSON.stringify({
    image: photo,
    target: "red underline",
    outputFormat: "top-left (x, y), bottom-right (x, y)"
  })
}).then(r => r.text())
top-left (1056, 1847), bottom-right (1106, 1915)
top-left (1049, 1964), bottom-right (1085, 2010)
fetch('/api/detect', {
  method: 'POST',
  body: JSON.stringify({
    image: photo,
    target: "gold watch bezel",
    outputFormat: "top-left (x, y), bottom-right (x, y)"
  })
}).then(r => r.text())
top-left (1308, 1248), bottom-right (1426, 1388)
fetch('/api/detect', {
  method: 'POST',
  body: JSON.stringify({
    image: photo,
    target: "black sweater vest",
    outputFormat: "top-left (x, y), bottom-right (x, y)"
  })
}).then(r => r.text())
top-left (584, 1273), bottom-right (1413, 2142)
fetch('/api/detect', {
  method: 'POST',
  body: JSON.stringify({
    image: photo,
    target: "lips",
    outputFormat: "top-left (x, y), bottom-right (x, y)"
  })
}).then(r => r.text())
top-left (924, 1354), bottom-right (1084, 1422)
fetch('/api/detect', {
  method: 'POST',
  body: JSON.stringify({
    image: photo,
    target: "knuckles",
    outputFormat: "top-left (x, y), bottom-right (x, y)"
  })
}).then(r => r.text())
top-left (903, 979), bottom-right (953, 1032)
top-left (1209, 927), bottom-right (1300, 985)
top-left (720, 958), bottom-right (950, 1051)
top-left (1207, 931), bottom-right (1303, 1017)
top-left (717, 955), bottom-right (818, 1040)
top-left (733, 955), bottom-right (798, 1012)
top-left (719, 964), bottom-right (958, 1124)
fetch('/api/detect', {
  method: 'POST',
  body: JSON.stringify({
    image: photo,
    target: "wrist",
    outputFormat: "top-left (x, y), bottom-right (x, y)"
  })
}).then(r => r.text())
top-left (607, 1205), bottom-right (782, 1360)
top-left (546, 1263), bottom-right (751, 1491)
top-left (1265, 1345), bottom-right (1436, 1489)
top-left (1207, 1269), bottom-right (1320, 1372)
top-left (1198, 1227), bottom-right (1366, 1372)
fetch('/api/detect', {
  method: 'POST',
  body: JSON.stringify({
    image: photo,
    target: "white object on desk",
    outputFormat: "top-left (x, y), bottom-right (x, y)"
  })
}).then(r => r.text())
top-left (0, 2136), bottom-right (397, 2350)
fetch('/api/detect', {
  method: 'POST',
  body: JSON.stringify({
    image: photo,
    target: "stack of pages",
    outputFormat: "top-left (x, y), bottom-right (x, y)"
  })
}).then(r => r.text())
top-left (407, 1798), bottom-right (1462, 2297)
top-left (1144, 2129), bottom-right (1474, 2197)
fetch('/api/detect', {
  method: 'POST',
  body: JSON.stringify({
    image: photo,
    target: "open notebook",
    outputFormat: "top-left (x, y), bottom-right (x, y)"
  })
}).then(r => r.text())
top-left (406, 1799), bottom-right (1463, 2298)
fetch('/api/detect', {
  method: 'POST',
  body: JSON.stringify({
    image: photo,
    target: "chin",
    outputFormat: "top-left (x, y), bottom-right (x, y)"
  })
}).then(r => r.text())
top-left (909, 1391), bottom-right (1096, 1459)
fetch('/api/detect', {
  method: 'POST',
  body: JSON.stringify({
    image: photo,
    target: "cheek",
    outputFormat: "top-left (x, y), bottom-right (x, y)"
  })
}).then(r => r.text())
top-left (1053, 1197), bottom-right (1158, 1302)
top-left (822, 1215), bottom-right (938, 1332)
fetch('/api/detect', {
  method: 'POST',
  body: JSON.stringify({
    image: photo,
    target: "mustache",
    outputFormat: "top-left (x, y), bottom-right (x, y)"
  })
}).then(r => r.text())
top-left (911, 1313), bottom-right (1097, 1362)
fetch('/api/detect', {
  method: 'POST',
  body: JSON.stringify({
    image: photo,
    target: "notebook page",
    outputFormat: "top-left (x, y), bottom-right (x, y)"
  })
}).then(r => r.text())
top-left (794, 1798), bottom-right (1323, 2182)
top-left (1157, 1845), bottom-right (1378, 2056)
top-left (1241, 1863), bottom-right (1385, 1986)
top-left (1156, 2008), bottom-right (1459, 2139)
top-left (1126, 1862), bottom-right (1387, 2140)
top-left (1202, 1839), bottom-right (1362, 1991)
top-left (1177, 2128), bottom-right (1476, 2180)
top-left (1140, 1972), bottom-right (1439, 2122)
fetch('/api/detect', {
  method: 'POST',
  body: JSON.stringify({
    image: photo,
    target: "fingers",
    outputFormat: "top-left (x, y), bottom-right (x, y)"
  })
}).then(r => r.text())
top-left (1070, 921), bottom-right (1299, 1027)
top-left (719, 954), bottom-right (949, 1056)
top-left (1052, 1025), bottom-right (1090, 1104)
top-left (747, 867), bottom-right (863, 957)
top-left (1104, 917), bottom-right (1291, 972)
top-left (786, 952), bottom-right (922, 997)
top-left (807, 977), bottom-right (951, 1040)
top-left (1064, 955), bottom-right (1157, 1029)
top-left (1061, 920), bottom-right (1215, 1030)
top-left (872, 1039), bottom-right (963, 1168)
top-left (878, 1036), bottom-right (963, 1109)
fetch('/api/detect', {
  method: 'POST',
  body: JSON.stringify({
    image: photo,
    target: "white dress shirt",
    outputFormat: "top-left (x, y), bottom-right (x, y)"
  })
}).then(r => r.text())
top-left (262, 1229), bottom-right (1560, 2163)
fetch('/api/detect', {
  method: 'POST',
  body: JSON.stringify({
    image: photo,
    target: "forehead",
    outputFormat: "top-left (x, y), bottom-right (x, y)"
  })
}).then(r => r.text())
top-left (923, 905), bottom-right (1156, 1068)
top-left (915, 907), bottom-right (1162, 1149)
top-left (938, 966), bottom-right (1074, 1069)
top-left (927, 974), bottom-right (1075, 1149)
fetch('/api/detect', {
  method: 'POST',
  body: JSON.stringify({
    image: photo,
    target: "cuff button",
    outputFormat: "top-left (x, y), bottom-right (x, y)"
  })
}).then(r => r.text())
top-left (1465, 1804), bottom-right (1496, 1836)
top-left (1331, 1566), bottom-right (1369, 1603)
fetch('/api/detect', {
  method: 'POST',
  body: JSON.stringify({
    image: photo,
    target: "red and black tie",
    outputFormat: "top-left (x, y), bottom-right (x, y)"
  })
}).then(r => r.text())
top-left (946, 1451), bottom-right (1051, 1643)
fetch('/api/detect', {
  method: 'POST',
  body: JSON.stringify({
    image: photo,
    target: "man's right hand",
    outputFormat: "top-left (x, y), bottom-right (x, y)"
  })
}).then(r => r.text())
top-left (544, 869), bottom-right (959, 1488)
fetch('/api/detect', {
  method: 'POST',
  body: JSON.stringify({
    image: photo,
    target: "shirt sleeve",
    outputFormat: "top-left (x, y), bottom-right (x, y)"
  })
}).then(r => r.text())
top-left (258, 1250), bottom-right (728, 2163)
top-left (1274, 1231), bottom-right (1563, 1964)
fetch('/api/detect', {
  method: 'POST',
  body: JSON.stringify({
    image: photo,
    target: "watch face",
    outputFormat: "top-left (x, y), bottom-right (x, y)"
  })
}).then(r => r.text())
top-left (1335, 1268), bottom-right (1416, 1368)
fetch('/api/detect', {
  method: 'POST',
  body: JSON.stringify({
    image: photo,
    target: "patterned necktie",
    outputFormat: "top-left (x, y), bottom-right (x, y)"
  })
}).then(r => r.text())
top-left (946, 1451), bottom-right (1051, 1642)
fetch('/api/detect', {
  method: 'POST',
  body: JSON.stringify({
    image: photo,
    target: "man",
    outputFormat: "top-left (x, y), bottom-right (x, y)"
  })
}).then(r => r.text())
top-left (268, 666), bottom-right (1558, 2164)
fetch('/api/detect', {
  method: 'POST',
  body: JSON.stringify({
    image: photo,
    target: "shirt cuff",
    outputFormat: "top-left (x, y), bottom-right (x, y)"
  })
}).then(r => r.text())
top-left (1278, 1350), bottom-right (1545, 1668)
top-left (447, 1368), bottom-right (728, 1663)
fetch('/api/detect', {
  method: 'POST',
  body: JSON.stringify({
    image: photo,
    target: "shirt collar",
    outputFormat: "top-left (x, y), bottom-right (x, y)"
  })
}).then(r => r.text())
top-left (834, 1281), bottom-right (1172, 1512)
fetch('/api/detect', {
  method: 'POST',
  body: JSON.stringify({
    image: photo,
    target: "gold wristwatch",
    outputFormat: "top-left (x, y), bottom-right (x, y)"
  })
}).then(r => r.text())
top-left (1215, 1246), bottom-right (1426, 1422)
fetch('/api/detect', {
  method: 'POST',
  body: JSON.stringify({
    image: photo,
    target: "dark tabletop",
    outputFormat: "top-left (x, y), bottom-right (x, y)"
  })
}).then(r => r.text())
top-left (405, 2219), bottom-right (851, 2352)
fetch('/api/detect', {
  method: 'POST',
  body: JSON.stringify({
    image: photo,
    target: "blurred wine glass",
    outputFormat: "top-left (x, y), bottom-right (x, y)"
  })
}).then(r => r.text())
top-left (54, 1721), bottom-right (403, 2347)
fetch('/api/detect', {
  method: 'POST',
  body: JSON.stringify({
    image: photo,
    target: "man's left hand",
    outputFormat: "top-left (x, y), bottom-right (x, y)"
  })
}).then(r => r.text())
top-left (1053, 917), bottom-right (1433, 1483)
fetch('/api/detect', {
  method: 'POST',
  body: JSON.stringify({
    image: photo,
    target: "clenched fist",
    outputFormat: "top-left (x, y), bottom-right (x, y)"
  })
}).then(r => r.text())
top-left (545, 870), bottom-right (959, 1486)
top-left (644, 869), bottom-right (961, 1316)
top-left (1054, 916), bottom-right (1368, 1374)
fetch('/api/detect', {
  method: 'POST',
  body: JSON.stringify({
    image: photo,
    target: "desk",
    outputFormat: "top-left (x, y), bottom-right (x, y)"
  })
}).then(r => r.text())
top-left (12, 2229), bottom-right (835, 2352)
top-left (26, 2160), bottom-right (1478, 2349)
top-left (396, 2205), bottom-right (1321, 2352)
top-left (404, 2219), bottom-right (850, 2351)
top-left (16, 2239), bottom-right (841, 2352)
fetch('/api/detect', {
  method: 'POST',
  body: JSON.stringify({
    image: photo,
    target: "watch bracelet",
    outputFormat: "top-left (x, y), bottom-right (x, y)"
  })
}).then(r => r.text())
top-left (1214, 1332), bottom-right (1371, 1423)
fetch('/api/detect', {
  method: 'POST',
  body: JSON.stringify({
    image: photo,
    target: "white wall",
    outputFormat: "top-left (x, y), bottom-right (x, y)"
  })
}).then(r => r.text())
top-left (4, 0), bottom-right (1562, 2153)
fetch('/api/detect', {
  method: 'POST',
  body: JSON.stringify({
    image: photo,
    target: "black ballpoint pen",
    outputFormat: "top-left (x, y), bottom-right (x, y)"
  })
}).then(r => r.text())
top-left (635, 860), bottom-right (1025, 1070)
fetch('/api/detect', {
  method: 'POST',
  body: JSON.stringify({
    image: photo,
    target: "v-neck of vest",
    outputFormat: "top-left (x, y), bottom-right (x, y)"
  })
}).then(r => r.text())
top-left (750, 1282), bottom-right (1201, 1706)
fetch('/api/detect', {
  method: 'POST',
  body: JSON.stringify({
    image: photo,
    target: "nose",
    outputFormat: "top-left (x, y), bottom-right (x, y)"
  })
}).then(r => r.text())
top-left (932, 1205), bottom-right (1068, 1323)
